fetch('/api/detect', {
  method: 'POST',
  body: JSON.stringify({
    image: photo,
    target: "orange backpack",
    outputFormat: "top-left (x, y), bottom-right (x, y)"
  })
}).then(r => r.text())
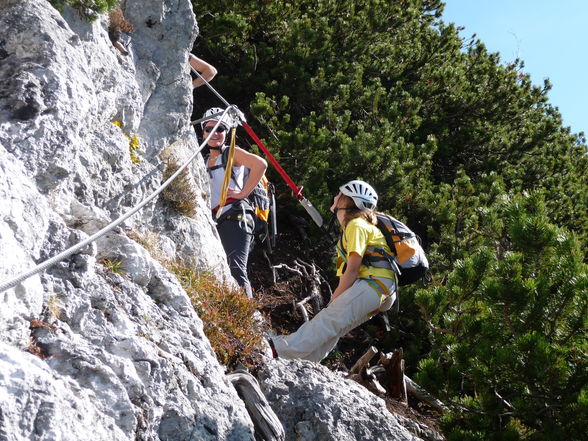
top-left (375, 213), bottom-right (429, 286)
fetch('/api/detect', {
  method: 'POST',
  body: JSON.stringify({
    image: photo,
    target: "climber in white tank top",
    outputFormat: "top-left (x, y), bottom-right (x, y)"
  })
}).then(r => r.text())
top-left (208, 145), bottom-right (247, 217)
top-left (202, 107), bottom-right (267, 298)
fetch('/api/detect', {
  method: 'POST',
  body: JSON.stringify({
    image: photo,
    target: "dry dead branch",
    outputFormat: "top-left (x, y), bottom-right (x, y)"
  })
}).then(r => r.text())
top-left (227, 370), bottom-right (285, 441)
top-left (348, 345), bottom-right (449, 415)
top-left (381, 349), bottom-right (407, 403)
top-left (294, 259), bottom-right (325, 310)
top-left (426, 320), bottom-right (455, 335)
top-left (272, 263), bottom-right (304, 279)
top-left (349, 346), bottom-right (379, 375)
top-left (273, 260), bottom-right (326, 322)
top-left (405, 376), bottom-right (449, 414)
top-left (364, 368), bottom-right (388, 395)
top-left (294, 296), bottom-right (313, 322)
top-left (347, 347), bottom-right (389, 396)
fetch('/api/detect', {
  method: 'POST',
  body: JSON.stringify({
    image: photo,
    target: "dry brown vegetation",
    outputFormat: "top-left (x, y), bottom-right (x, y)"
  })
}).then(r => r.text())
top-left (130, 231), bottom-right (266, 368)
top-left (108, 8), bottom-right (134, 33)
top-left (161, 161), bottom-right (198, 217)
top-left (170, 263), bottom-right (266, 368)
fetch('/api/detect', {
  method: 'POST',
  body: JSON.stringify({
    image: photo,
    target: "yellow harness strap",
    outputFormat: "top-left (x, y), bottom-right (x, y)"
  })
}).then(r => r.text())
top-left (337, 243), bottom-right (397, 317)
top-left (363, 277), bottom-right (389, 301)
top-left (216, 127), bottom-right (237, 219)
top-left (362, 277), bottom-right (392, 318)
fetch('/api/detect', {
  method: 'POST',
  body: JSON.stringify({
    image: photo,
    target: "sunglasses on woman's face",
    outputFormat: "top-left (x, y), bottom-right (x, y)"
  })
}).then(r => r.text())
top-left (204, 125), bottom-right (227, 134)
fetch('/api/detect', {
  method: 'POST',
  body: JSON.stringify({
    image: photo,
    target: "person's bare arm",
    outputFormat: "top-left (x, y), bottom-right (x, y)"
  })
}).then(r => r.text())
top-left (329, 252), bottom-right (362, 304)
top-left (227, 147), bottom-right (268, 199)
top-left (189, 54), bottom-right (217, 88)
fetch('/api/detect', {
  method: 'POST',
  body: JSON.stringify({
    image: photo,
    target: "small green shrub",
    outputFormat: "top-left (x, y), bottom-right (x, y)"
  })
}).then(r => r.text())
top-left (49, 0), bottom-right (119, 21)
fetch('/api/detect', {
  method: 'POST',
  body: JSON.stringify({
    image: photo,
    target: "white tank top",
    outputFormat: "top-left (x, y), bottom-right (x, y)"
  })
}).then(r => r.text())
top-left (208, 146), bottom-right (246, 216)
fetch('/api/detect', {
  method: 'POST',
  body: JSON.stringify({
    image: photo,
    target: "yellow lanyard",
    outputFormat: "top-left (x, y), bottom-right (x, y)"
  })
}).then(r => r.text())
top-left (216, 127), bottom-right (237, 219)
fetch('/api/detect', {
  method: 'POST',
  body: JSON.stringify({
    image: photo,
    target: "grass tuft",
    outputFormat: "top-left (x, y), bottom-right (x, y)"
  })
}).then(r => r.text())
top-left (160, 156), bottom-right (198, 217)
top-left (127, 231), bottom-right (167, 261)
top-left (99, 258), bottom-right (125, 274)
top-left (46, 294), bottom-right (62, 320)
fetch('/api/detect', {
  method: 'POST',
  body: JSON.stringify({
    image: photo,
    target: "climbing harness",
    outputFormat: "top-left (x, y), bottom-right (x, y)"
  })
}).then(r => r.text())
top-left (0, 108), bottom-right (233, 294)
top-left (208, 145), bottom-right (275, 251)
top-left (363, 277), bottom-right (398, 317)
top-left (336, 240), bottom-right (399, 317)
top-left (216, 209), bottom-right (255, 237)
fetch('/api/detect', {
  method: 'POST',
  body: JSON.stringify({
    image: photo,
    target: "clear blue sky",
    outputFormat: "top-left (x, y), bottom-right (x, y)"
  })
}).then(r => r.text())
top-left (441, 0), bottom-right (587, 136)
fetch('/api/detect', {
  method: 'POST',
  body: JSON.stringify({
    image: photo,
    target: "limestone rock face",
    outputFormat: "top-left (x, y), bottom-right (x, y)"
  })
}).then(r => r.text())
top-left (0, 343), bottom-right (133, 440)
top-left (0, 0), bottom-right (251, 440)
top-left (0, 0), bottom-right (229, 274)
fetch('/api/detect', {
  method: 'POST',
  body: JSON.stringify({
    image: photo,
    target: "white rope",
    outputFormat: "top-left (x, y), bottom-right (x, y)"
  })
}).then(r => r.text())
top-left (0, 108), bottom-right (233, 294)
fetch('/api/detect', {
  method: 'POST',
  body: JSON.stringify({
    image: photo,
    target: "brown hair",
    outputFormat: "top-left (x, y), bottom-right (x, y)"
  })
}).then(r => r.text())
top-left (339, 194), bottom-right (377, 229)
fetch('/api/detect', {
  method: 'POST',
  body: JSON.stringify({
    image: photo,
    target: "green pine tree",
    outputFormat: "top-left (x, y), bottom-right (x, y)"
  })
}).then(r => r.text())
top-left (192, 1), bottom-right (588, 438)
top-left (415, 193), bottom-right (587, 440)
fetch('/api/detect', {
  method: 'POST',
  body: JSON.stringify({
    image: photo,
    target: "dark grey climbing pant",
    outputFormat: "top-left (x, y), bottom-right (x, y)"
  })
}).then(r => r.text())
top-left (216, 212), bottom-right (255, 298)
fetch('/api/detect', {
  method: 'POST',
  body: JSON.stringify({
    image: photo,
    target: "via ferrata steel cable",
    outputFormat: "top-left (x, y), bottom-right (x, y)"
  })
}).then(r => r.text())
top-left (0, 108), bottom-right (233, 294)
top-left (190, 65), bottom-right (230, 108)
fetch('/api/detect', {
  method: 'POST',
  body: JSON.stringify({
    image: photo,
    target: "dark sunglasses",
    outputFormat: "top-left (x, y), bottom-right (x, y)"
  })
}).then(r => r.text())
top-left (204, 125), bottom-right (227, 134)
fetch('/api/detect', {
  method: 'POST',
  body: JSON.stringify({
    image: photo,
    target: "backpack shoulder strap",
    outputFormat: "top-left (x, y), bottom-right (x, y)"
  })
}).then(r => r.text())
top-left (337, 240), bottom-right (347, 263)
top-left (337, 224), bottom-right (350, 259)
top-left (376, 213), bottom-right (413, 241)
top-left (206, 147), bottom-right (230, 173)
top-left (221, 146), bottom-right (230, 167)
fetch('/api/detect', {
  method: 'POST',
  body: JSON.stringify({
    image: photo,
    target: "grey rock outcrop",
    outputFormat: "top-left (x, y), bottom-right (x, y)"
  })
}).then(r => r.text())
top-left (0, 0), bottom-right (252, 440)
top-left (259, 359), bottom-right (439, 441)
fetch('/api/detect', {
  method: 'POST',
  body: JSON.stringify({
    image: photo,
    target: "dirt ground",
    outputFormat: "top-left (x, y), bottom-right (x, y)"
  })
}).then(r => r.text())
top-left (247, 217), bottom-right (445, 438)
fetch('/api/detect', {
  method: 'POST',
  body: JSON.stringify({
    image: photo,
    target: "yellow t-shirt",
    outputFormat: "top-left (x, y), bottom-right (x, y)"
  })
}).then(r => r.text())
top-left (336, 217), bottom-right (396, 279)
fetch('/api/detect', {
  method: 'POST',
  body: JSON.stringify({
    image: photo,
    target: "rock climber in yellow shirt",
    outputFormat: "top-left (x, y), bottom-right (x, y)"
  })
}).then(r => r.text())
top-left (270, 180), bottom-right (398, 362)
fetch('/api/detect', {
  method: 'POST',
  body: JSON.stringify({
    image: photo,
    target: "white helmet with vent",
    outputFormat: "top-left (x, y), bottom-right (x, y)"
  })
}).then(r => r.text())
top-left (201, 106), bottom-right (245, 129)
top-left (201, 107), bottom-right (229, 129)
top-left (339, 180), bottom-right (378, 210)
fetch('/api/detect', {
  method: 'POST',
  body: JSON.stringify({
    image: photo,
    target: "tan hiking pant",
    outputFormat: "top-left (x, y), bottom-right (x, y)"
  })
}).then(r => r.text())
top-left (272, 277), bottom-right (397, 362)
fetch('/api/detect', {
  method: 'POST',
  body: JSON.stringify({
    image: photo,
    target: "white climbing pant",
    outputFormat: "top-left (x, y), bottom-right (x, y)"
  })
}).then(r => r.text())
top-left (272, 277), bottom-right (397, 362)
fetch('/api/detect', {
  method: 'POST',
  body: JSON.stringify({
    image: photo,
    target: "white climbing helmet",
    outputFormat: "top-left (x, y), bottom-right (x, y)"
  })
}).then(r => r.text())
top-left (339, 180), bottom-right (378, 211)
top-left (201, 107), bottom-right (229, 129)
top-left (201, 106), bottom-right (245, 129)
